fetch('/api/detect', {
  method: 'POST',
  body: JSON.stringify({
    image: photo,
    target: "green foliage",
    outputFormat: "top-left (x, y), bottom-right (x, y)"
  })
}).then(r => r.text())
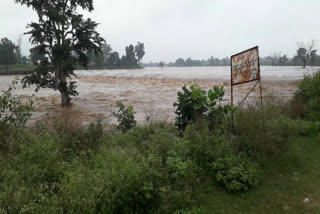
top-left (296, 120), bottom-right (320, 136)
top-left (15, 0), bottom-right (105, 106)
top-left (174, 83), bottom-right (234, 134)
top-left (0, 38), bottom-right (17, 71)
top-left (213, 154), bottom-right (261, 192)
top-left (234, 103), bottom-right (299, 158)
top-left (0, 80), bottom-right (33, 152)
top-left (123, 44), bottom-right (138, 65)
top-left (0, 132), bottom-right (64, 213)
top-left (135, 42), bottom-right (145, 63)
top-left (113, 101), bottom-right (137, 133)
top-left (0, 80), bottom-right (33, 127)
top-left (2, 79), bottom-right (314, 211)
top-left (183, 120), bottom-right (232, 176)
top-left (292, 70), bottom-right (320, 120)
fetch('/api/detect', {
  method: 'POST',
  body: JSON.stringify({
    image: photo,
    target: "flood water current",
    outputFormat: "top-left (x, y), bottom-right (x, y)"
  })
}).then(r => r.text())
top-left (0, 66), bottom-right (317, 126)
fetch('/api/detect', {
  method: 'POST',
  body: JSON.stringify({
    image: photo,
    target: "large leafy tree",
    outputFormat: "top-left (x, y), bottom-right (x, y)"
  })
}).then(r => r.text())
top-left (134, 42), bottom-right (145, 64)
top-left (106, 51), bottom-right (120, 66)
top-left (0, 38), bottom-right (17, 72)
top-left (15, 0), bottom-right (105, 106)
top-left (123, 45), bottom-right (137, 65)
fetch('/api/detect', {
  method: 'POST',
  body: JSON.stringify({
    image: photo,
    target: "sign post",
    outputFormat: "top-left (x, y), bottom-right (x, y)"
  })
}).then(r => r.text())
top-left (230, 46), bottom-right (263, 133)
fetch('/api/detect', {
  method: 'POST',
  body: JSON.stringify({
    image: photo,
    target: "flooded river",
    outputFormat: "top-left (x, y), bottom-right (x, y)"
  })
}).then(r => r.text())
top-left (0, 66), bottom-right (317, 126)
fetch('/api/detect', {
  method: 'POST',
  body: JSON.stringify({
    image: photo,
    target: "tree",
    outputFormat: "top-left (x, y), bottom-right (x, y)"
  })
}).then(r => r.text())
top-left (102, 43), bottom-right (112, 63)
top-left (279, 54), bottom-right (288, 66)
top-left (0, 38), bottom-right (17, 72)
top-left (21, 56), bottom-right (28, 64)
top-left (296, 41), bottom-right (315, 68)
top-left (134, 42), bottom-right (145, 63)
top-left (15, 0), bottom-right (104, 107)
top-left (107, 51), bottom-right (120, 66)
top-left (124, 45), bottom-right (137, 65)
top-left (175, 58), bottom-right (185, 67)
top-left (94, 52), bottom-right (105, 68)
top-left (310, 50), bottom-right (318, 66)
top-left (159, 61), bottom-right (165, 68)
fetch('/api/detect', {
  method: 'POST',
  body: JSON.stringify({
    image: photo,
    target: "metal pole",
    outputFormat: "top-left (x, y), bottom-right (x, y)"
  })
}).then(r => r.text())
top-left (257, 46), bottom-right (263, 110)
top-left (231, 58), bottom-right (235, 134)
top-left (259, 80), bottom-right (263, 110)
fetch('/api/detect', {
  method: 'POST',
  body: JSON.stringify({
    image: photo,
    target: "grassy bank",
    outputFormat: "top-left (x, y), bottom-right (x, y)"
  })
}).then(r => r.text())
top-left (0, 64), bottom-right (143, 75)
top-left (0, 64), bottom-right (35, 75)
top-left (198, 135), bottom-right (320, 214)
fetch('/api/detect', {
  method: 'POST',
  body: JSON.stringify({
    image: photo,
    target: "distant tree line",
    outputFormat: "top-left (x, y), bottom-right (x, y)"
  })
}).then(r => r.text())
top-left (143, 41), bottom-right (320, 68)
top-left (0, 36), bottom-right (145, 71)
top-left (0, 36), bottom-right (28, 71)
top-left (87, 42), bottom-right (145, 69)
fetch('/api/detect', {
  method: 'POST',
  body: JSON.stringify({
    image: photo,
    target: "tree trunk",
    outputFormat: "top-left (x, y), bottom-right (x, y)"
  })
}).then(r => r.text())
top-left (303, 61), bottom-right (306, 68)
top-left (5, 64), bottom-right (8, 72)
top-left (56, 65), bottom-right (72, 107)
top-left (60, 90), bottom-right (71, 107)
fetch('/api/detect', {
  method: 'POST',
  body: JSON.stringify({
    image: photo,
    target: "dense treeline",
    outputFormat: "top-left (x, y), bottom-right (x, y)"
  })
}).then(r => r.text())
top-left (0, 37), bottom-right (145, 72)
top-left (87, 42), bottom-right (145, 69)
top-left (144, 41), bottom-right (320, 67)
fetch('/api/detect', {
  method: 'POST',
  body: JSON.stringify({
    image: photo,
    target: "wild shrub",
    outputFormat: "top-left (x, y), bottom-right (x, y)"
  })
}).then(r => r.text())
top-left (0, 132), bottom-right (64, 213)
top-left (234, 103), bottom-right (300, 158)
top-left (296, 120), bottom-right (320, 136)
top-left (183, 120), bottom-right (232, 176)
top-left (292, 70), bottom-right (320, 120)
top-left (113, 101), bottom-right (137, 133)
top-left (174, 84), bottom-right (234, 134)
top-left (0, 80), bottom-right (33, 152)
top-left (0, 80), bottom-right (33, 126)
top-left (213, 154), bottom-right (261, 192)
top-left (46, 119), bottom-right (105, 160)
top-left (59, 147), bottom-right (148, 214)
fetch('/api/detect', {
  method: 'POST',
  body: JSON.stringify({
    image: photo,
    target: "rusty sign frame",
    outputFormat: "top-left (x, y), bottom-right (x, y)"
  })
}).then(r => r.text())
top-left (230, 46), bottom-right (263, 132)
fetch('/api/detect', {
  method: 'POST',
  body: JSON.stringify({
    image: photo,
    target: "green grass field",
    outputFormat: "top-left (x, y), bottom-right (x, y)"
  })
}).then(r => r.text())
top-left (0, 64), bottom-right (35, 72)
top-left (198, 135), bottom-right (320, 214)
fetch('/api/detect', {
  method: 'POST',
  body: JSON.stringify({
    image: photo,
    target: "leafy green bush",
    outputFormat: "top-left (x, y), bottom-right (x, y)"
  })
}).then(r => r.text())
top-left (0, 132), bottom-right (64, 213)
top-left (113, 101), bottom-right (137, 133)
top-left (59, 147), bottom-right (147, 214)
top-left (183, 119), bottom-right (232, 176)
top-left (0, 80), bottom-right (33, 127)
top-left (213, 154), bottom-right (261, 192)
top-left (292, 70), bottom-right (320, 120)
top-left (296, 120), bottom-right (320, 136)
top-left (0, 80), bottom-right (33, 152)
top-left (174, 84), bottom-right (234, 134)
top-left (42, 119), bottom-right (105, 160)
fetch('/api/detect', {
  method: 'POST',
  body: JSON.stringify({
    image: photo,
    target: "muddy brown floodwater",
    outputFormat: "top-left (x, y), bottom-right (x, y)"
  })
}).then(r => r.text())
top-left (0, 66), bottom-right (317, 127)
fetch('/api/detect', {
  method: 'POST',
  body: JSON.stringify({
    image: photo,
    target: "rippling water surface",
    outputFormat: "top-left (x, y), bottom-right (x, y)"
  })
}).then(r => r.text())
top-left (0, 66), bottom-right (317, 126)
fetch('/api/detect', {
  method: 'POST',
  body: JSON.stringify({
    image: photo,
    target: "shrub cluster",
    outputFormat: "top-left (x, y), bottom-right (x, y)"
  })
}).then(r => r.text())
top-left (291, 70), bottom-right (320, 120)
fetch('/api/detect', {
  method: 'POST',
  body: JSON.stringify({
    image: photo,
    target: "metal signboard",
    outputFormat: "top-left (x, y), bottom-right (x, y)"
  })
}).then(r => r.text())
top-left (230, 46), bottom-right (263, 133)
top-left (231, 46), bottom-right (260, 85)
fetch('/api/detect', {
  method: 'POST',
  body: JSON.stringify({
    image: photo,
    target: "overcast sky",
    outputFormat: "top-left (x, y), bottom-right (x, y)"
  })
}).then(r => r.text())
top-left (0, 0), bottom-right (319, 62)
